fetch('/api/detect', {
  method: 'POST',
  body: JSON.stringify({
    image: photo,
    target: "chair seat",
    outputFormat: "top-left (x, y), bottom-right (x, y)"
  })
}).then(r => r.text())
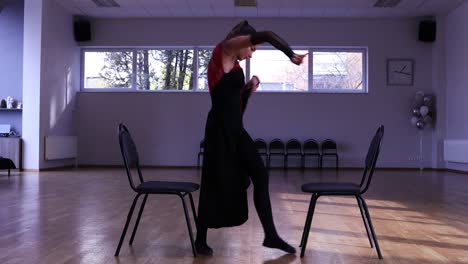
top-left (301, 182), bottom-right (360, 194)
top-left (0, 157), bottom-right (16, 170)
top-left (137, 181), bottom-right (200, 194)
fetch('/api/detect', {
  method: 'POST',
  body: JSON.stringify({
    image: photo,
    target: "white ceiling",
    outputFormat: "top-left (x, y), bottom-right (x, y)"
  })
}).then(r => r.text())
top-left (57, 0), bottom-right (465, 18)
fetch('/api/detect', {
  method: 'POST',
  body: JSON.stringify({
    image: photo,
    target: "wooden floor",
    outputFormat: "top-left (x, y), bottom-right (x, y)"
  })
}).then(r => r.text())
top-left (1, 167), bottom-right (468, 264)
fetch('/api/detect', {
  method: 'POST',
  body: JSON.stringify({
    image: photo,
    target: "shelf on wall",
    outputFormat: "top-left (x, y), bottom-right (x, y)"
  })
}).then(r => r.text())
top-left (0, 108), bottom-right (22, 112)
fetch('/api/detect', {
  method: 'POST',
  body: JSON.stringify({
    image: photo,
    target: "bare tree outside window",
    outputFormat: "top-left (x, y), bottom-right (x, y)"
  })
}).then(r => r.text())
top-left (250, 50), bottom-right (308, 91)
top-left (313, 52), bottom-right (363, 90)
top-left (197, 49), bottom-right (212, 90)
top-left (84, 51), bottom-right (133, 89)
top-left (82, 48), bottom-right (366, 92)
top-left (137, 49), bottom-right (194, 90)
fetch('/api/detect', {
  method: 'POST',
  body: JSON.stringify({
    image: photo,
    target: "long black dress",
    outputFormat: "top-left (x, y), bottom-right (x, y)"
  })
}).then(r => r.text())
top-left (197, 43), bottom-right (255, 228)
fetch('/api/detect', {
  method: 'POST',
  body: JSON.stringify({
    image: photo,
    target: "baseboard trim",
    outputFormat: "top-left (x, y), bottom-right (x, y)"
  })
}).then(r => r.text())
top-left (21, 165), bottom-right (468, 174)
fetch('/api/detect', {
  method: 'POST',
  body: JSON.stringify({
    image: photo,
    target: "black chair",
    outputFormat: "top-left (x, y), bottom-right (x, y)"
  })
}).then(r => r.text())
top-left (197, 139), bottom-right (204, 169)
top-left (285, 139), bottom-right (302, 169)
top-left (299, 125), bottom-right (384, 259)
top-left (254, 138), bottom-right (268, 167)
top-left (268, 139), bottom-right (286, 169)
top-left (302, 139), bottom-right (321, 169)
top-left (0, 157), bottom-right (16, 177)
top-left (320, 139), bottom-right (339, 169)
top-left (115, 124), bottom-right (200, 257)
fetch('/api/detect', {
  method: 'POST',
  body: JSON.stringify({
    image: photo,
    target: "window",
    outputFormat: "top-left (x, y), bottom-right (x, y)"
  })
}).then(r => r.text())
top-left (312, 50), bottom-right (365, 92)
top-left (197, 49), bottom-right (212, 91)
top-left (250, 49), bottom-right (308, 91)
top-left (136, 49), bottom-right (194, 90)
top-left (82, 47), bottom-right (367, 93)
top-left (83, 50), bottom-right (133, 89)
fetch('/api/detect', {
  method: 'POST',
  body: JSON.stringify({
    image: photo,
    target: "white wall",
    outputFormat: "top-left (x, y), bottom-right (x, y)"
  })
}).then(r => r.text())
top-left (39, 0), bottom-right (79, 169)
top-left (77, 18), bottom-right (440, 168)
top-left (22, 0), bottom-right (43, 170)
top-left (444, 1), bottom-right (468, 171)
top-left (22, 0), bottom-right (79, 170)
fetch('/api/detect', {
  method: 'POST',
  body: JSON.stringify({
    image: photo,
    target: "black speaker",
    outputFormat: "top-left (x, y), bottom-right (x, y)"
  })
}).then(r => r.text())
top-left (419, 20), bottom-right (436, 42)
top-left (73, 20), bottom-right (91, 42)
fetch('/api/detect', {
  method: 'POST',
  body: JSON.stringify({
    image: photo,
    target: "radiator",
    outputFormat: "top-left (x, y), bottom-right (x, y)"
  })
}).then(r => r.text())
top-left (44, 136), bottom-right (77, 160)
top-left (444, 140), bottom-right (468, 163)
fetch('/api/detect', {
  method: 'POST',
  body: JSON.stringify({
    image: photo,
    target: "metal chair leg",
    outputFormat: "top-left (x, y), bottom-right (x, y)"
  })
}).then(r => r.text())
top-left (197, 153), bottom-right (202, 169)
top-left (356, 196), bottom-right (373, 248)
top-left (359, 196), bottom-right (383, 259)
top-left (115, 194), bottom-right (141, 256)
top-left (129, 194), bottom-right (148, 245)
top-left (300, 194), bottom-right (318, 258)
top-left (300, 193), bottom-right (316, 247)
top-left (188, 192), bottom-right (198, 230)
top-left (267, 155), bottom-right (270, 170)
top-left (285, 154), bottom-right (288, 170)
top-left (180, 195), bottom-right (197, 257)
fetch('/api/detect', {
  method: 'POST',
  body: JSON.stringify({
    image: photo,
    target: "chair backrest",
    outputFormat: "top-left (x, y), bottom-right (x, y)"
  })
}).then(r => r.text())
top-left (199, 139), bottom-right (205, 152)
top-left (321, 139), bottom-right (337, 154)
top-left (269, 139), bottom-right (285, 154)
top-left (359, 125), bottom-right (385, 194)
top-left (254, 138), bottom-right (268, 154)
top-left (118, 124), bottom-right (145, 191)
top-left (286, 139), bottom-right (302, 154)
top-left (303, 139), bottom-right (320, 154)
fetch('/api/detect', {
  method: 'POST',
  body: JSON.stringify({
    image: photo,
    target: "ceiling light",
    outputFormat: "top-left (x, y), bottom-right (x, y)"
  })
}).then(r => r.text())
top-left (91, 0), bottom-right (120, 8)
top-left (374, 0), bottom-right (401, 8)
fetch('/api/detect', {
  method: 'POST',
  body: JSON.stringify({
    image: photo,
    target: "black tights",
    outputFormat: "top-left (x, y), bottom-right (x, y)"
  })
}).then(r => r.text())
top-left (196, 132), bottom-right (278, 244)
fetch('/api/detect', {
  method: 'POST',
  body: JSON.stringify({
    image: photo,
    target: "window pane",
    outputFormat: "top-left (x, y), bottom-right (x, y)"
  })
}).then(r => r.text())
top-left (197, 49), bottom-right (212, 90)
top-left (137, 49), bottom-right (194, 90)
top-left (313, 51), bottom-right (363, 90)
top-left (250, 50), bottom-right (308, 91)
top-left (84, 51), bottom-right (133, 89)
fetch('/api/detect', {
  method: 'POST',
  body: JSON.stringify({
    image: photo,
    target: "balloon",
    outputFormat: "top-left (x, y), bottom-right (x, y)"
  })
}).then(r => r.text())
top-left (411, 116), bottom-right (419, 126)
top-left (420, 105), bottom-right (429, 117)
top-left (423, 115), bottom-right (433, 124)
top-left (416, 120), bottom-right (425, 129)
top-left (414, 92), bottom-right (424, 106)
top-left (423, 96), bottom-right (433, 107)
top-left (412, 108), bottom-right (421, 117)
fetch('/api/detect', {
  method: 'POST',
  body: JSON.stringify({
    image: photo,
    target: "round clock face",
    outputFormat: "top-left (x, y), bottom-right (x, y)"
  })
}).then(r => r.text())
top-left (387, 60), bottom-right (413, 85)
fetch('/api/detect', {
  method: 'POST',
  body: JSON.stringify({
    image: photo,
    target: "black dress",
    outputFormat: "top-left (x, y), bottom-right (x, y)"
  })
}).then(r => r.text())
top-left (197, 43), bottom-right (254, 228)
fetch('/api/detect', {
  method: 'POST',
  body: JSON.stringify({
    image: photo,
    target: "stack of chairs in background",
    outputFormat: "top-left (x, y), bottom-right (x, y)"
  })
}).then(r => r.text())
top-left (197, 138), bottom-right (340, 170)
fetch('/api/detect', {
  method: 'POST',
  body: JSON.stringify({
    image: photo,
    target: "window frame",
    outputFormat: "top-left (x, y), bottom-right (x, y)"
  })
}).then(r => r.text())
top-left (81, 47), bottom-right (137, 92)
top-left (80, 46), bottom-right (368, 93)
top-left (309, 47), bottom-right (368, 94)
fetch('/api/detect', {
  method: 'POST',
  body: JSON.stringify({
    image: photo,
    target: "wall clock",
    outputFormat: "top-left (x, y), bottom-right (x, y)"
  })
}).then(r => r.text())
top-left (387, 59), bottom-right (414, 86)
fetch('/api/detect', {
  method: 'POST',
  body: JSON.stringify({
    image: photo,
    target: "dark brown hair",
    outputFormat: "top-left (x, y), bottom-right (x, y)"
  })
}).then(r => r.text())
top-left (225, 20), bottom-right (257, 40)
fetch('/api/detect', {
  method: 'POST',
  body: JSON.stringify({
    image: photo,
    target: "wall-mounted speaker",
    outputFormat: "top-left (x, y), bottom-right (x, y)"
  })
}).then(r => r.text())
top-left (418, 20), bottom-right (436, 42)
top-left (73, 19), bottom-right (91, 42)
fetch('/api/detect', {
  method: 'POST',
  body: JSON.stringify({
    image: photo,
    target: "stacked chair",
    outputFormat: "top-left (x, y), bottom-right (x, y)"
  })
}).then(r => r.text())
top-left (285, 139), bottom-right (303, 169)
top-left (254, 138), bottom-right (269, 167)
top-left (197, 139), bottom-right (204, 169)
top-left (320, 139), bottom-right (339, 169)
top-left (267, 139), bottom-right (286, 169)
top-left (302, 139), bottom-right (321, 169)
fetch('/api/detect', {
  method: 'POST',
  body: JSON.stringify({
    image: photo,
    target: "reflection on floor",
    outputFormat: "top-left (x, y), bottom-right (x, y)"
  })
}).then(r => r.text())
top-left (0, 168), bottom-right (467, 264)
